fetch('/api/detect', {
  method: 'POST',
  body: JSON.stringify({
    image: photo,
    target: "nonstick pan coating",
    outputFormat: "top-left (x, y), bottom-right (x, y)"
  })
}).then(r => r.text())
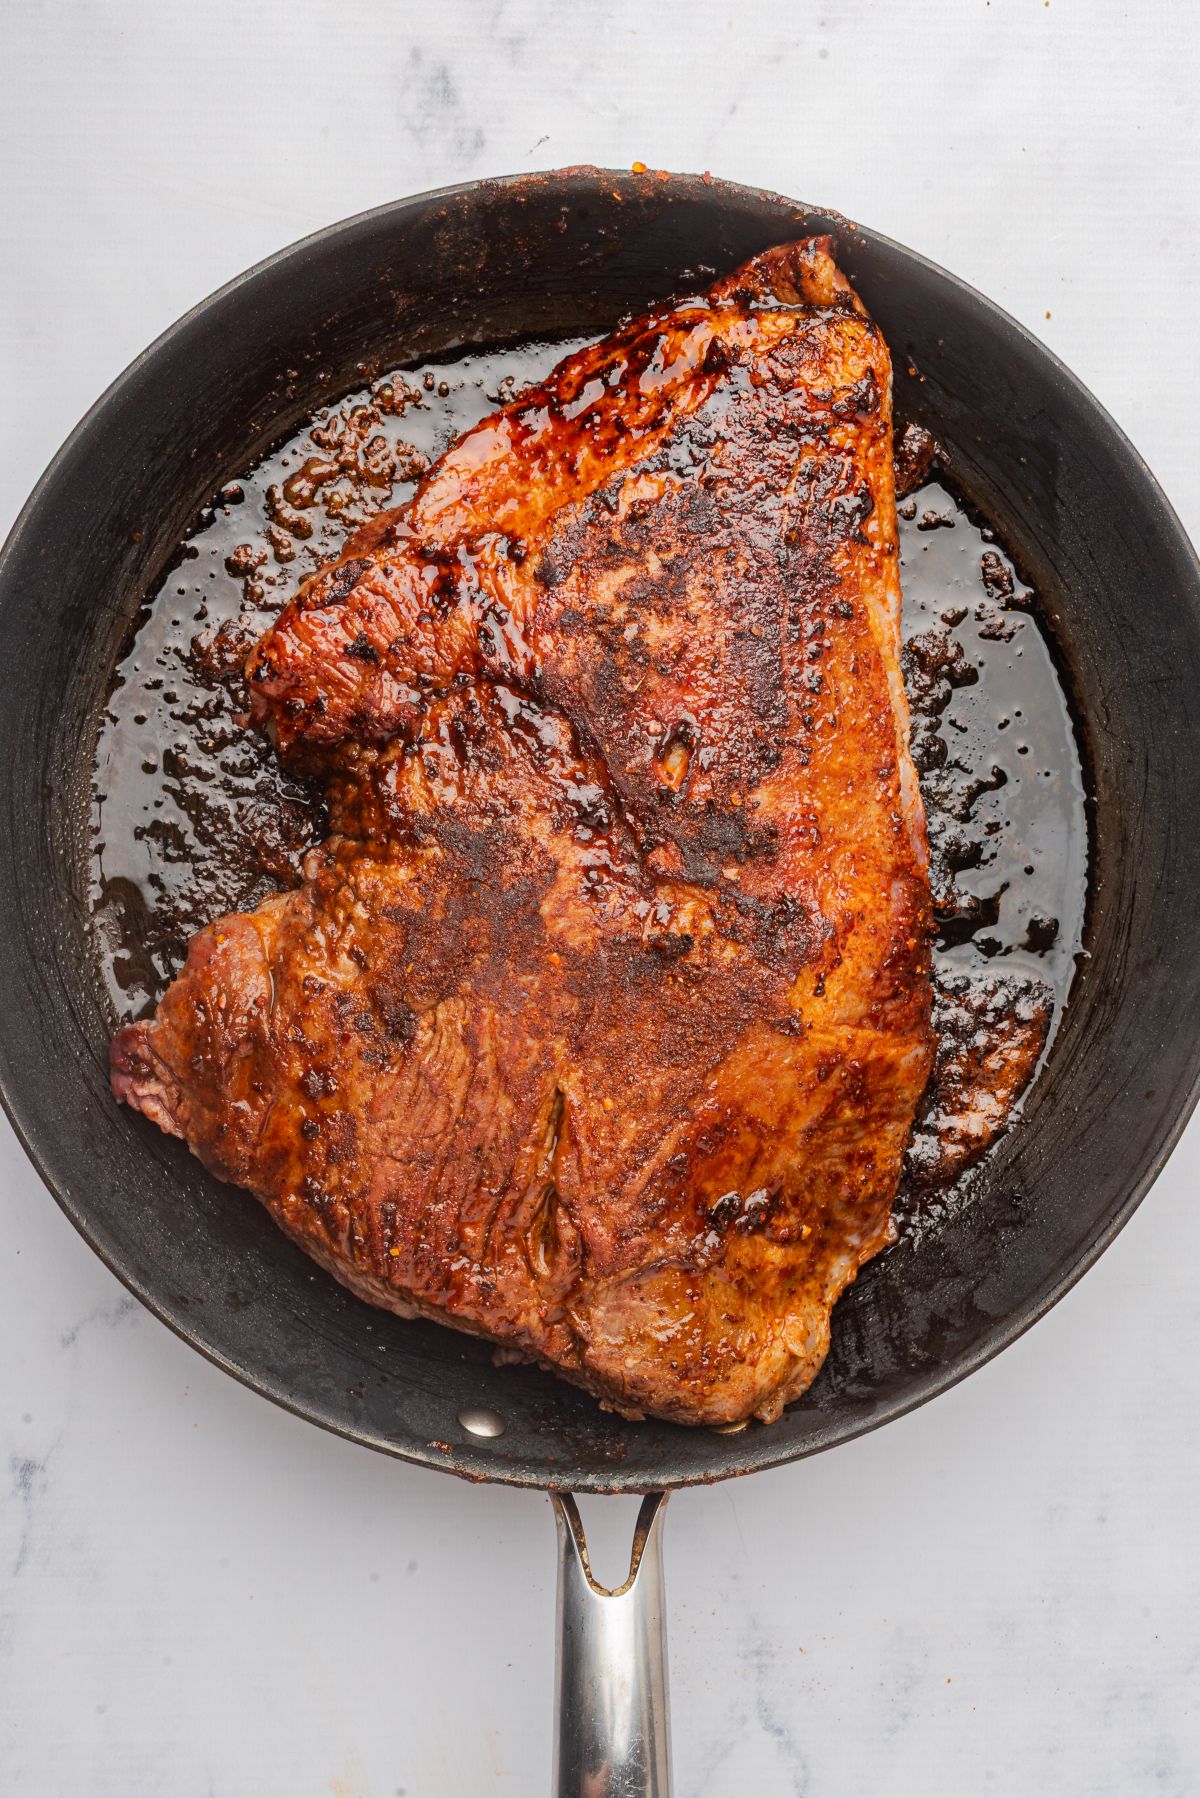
top-left (2, 170), bottom-right (1199, 1492)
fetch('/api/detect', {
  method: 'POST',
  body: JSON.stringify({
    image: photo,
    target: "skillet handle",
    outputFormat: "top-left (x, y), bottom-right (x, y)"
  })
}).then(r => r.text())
top-left (551, 1490), bottom-right (672, 1798)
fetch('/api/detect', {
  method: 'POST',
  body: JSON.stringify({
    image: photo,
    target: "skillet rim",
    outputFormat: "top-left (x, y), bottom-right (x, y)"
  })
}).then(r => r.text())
top-left (2, 166), bottom-right (1199, 1491)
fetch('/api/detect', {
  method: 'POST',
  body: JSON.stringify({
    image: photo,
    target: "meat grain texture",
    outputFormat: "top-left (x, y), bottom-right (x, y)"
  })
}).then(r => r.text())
top-left (112, 240), bottom-right (936, 1425)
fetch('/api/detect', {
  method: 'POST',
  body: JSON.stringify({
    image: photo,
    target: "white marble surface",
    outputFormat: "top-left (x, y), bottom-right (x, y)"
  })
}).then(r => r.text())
top-left (2, 2), bottom-right (1199, 1792)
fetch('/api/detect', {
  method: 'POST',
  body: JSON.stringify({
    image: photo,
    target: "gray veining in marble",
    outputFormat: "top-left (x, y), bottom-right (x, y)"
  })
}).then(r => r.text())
top-left (2, 2), bottom-right (1198, 1792)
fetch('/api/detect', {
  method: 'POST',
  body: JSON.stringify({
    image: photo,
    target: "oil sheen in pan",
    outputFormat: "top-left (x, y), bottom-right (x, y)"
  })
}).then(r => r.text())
top-left (88, 335), bottom-right (1089, 1227)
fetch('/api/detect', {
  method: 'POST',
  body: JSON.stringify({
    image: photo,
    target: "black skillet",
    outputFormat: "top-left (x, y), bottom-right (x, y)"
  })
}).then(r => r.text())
top-left (2, 170), bottom-right (1199, 1793)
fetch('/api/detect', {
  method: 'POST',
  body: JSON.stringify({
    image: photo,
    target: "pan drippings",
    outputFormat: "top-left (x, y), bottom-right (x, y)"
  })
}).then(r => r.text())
top-left (89, 338), bottom-right (1088, 1225)
top-left (90, 340), bottom-right (588, 1017)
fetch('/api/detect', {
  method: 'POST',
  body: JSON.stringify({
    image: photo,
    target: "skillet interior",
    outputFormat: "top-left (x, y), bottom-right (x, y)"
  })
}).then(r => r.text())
top-left (1, 169), bottom-right (1198, 1492)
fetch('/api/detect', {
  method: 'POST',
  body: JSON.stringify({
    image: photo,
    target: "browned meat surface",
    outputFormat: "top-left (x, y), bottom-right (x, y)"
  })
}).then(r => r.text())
top-left (905, 973), bottom-right (1053, 1190)
top-left (112, 239), bottom-right (936, 1425)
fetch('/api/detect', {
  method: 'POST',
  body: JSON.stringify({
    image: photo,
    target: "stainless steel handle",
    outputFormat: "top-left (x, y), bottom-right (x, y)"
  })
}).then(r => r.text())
top-left (551, 1490), bottom-right (671, 1798)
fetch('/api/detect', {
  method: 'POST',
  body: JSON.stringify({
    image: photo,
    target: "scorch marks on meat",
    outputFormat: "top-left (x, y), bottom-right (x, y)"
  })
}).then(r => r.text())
top-left (113, 239), bottom-right (937, 1425)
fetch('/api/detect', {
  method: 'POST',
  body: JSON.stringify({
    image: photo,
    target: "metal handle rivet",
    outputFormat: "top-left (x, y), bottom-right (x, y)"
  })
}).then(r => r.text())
top-left (457, 1405), bottom-right (506, 1438)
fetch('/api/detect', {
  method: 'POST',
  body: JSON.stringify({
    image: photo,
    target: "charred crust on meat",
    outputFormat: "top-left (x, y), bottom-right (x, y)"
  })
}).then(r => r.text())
top-left (111, 237), bottom-right (944, 1429)
top-left (345, 633), bottom-right (381, 664)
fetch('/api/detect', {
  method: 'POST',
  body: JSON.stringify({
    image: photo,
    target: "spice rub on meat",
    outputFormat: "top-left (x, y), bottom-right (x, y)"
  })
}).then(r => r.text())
top-left (112, 239), bottom-right (936, 1426)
